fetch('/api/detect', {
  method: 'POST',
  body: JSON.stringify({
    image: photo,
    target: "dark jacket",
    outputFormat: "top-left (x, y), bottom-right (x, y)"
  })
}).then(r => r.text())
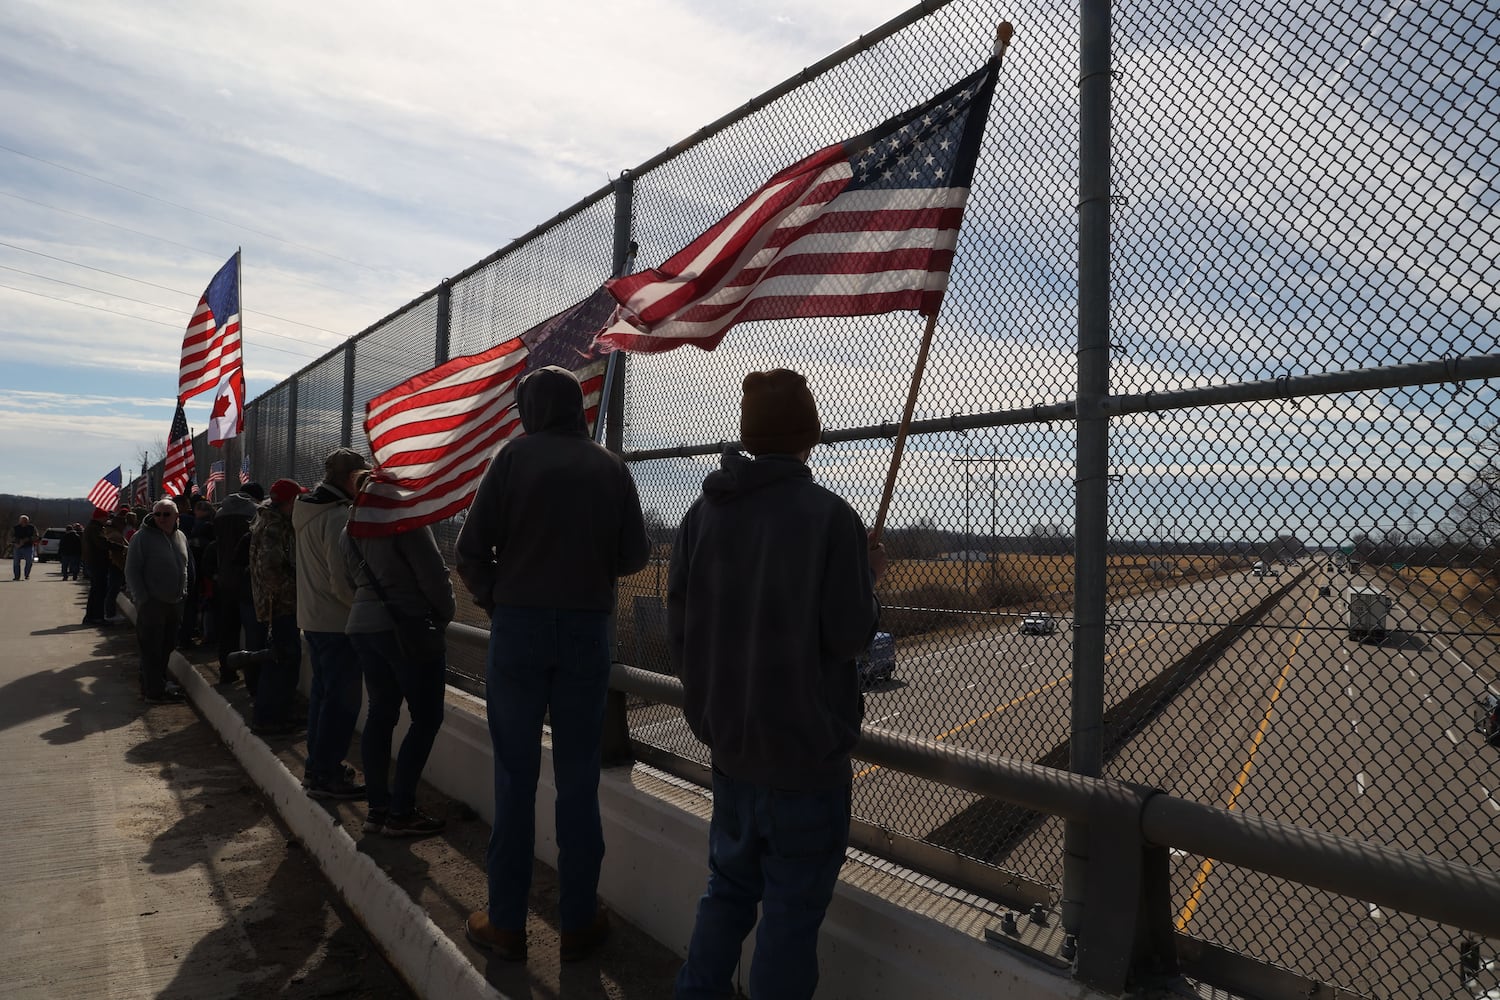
top-left (59, 529), bottom-right (82, 558)
top-left (214, 494), bottom-right (259, 590)
top-left (668, 451), bottom-right (878, 791)
top-left (342, 524), bottom-right (456, 633)
top-left (455, 366), bottom-right (650, 612)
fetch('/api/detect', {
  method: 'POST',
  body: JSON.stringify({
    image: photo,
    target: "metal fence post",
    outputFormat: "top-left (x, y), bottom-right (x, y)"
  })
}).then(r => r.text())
top-left (341, 344), bottom-right (355, 449)
top-left (286, 377), bottom-right (299, 480)
top-left (1065, 0), bottom-right (1113, 944)
top-left (601, 171), bottom-right (637, 768)
top-left (435, 280), bottom-right (452, 366)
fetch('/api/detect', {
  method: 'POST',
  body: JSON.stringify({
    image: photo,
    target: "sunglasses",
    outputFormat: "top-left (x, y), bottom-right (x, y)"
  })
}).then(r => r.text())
top-left (153, 511), bottom-right (178, 519)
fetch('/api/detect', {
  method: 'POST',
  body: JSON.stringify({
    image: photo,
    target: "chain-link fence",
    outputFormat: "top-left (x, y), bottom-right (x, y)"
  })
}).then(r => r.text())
top-left (152, 0), bottom-right (1498, 995)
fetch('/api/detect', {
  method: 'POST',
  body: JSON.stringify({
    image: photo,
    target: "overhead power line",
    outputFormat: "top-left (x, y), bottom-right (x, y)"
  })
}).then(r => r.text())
top-left (0, 239), bottom-right (345, 337)
top-left (0, 282), bottom-right (321, 361)
top-left (0, 142), bottom-right (391, 275)
top-left (0, 264), bottom-right (332, 353)
top-left (0, 187), bottom-right (385, 301)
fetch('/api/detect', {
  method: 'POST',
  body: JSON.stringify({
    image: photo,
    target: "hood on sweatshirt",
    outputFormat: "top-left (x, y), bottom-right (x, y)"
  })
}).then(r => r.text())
top-left (517, 365), bottom-right (588, 436)
top-left (702, 451), bottom-right (811, 505)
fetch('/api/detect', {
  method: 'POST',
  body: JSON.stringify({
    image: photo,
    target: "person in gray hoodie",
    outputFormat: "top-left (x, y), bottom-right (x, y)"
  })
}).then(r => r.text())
top-left (342, 472), bottom-right (456, 838)
top-left (456, 365), bottom-right (650, 963)
top-left (294, 447), bottom-right (370, 800)
top-left (669, 369), bottom-right (886, 1000)
top-left (125, 498), bottom-right (195, 704)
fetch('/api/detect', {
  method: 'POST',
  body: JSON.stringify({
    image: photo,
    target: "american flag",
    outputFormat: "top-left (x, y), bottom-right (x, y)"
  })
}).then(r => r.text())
top-left (594, 52), bottom-right (1001, 354)
top-left (131, 475), bottom-right (150, 506)
top-left (347, 287), bottom-right (614, 538)
top-left (239, 455), bottom-right (252, 485)
top-left (205, 460), bottom-right (225, 499)
top-left (162, 402), bottom-right (196, 497)
top-left (179, 252), bottom-right (243, 403)
top-left (86, 467), bottom-right (122, 512)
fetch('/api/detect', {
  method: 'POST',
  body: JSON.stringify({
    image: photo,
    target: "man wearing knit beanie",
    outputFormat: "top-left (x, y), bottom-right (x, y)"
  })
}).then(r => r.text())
top-left (670, 367), bottom-right (887, 999)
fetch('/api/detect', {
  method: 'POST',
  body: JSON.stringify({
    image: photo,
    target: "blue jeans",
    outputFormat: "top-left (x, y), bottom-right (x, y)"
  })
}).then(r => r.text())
top-left (675, 771), bottom-right (851, 1000)
top-left (303, 631), bottom-right (363, 785)
top-left (253, 613), bottom-right (300, 727)
top-left (13, 544), bottom-right (33, 579)
top-left (352, 630), bottom-right (446, 814)
top-left (485, 606), bottom-right (611, 933)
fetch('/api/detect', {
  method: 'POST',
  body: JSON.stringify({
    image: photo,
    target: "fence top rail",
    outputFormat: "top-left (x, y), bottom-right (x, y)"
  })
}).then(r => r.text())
top-left (603, 660), bottom-right (1500, 940)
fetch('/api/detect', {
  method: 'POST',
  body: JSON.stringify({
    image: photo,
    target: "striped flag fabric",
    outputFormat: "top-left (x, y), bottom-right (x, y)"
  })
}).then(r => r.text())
top-left (87, 467), bottom-right (122, 512)
top-left (239, 455), bottom-right (252, 485)
top-left (593, 52), bottom-right (1000, 355)
top-left (130, 475), bottom-right (150, 506)
top-left (205, 460), bottom-right (225, 499)
top-left (162, 402), bottom-right (196, 497)
top-left (179, 252), bottom-right (242, 402)
top-left (347, 287), bottom-right (613, 538)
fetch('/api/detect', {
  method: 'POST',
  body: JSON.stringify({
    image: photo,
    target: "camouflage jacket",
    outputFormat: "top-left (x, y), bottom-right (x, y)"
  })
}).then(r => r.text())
top-left (248, 505), bottom-right (297, 622)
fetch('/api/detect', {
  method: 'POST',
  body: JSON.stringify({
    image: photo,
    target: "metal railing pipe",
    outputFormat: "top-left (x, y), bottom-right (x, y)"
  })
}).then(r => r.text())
top-left (604, 663), bottom-right (1500, 941)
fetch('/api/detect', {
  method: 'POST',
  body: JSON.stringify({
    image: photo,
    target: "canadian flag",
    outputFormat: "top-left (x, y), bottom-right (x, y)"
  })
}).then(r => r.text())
top-left (208, 369), bottom-right (245, 446)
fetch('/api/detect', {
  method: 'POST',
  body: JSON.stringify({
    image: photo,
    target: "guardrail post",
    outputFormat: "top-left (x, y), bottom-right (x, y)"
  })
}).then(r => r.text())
top-left (1074, 782), bottom-right (1178, 992)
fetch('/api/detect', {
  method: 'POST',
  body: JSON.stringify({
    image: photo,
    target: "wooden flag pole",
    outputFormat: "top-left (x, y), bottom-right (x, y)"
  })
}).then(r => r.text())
top-left (869, 22), bottom-right (1013, 545)
top-left (871, 309), bottom-right (939, 543)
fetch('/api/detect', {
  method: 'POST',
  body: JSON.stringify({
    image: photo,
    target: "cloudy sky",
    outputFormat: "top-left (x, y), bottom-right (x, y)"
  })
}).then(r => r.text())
top-left (0, 0), bottom-right (916, 499)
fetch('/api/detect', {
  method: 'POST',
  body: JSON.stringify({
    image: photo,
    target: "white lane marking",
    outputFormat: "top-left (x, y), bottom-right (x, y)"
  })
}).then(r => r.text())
top-left (1356, 772), bottom-right (1367, 795)
top-left (1484, 790), bottom-right (1500, 815)
top-left (1366, 903), bottom-right (1385, 921)
top-left (1449, 729), bottom-right (1462, 746)
top-left (1170, 848), bottom-right (1188, 859)
top-left (1423, 696), bottom-right (1432, 705)
top-left (1405, 669), bottom-right (1418, 682)
top-left (1346, 685), bottom-right (1356, 698)
top-left (870, 712), bottom-right (903, 725)
top-left (965, 683), bottom-right (977, 690)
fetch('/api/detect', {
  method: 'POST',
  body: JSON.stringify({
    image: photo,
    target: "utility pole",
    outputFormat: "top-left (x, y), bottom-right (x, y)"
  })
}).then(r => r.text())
top-left (953, 453), bottom-right (1016, 591)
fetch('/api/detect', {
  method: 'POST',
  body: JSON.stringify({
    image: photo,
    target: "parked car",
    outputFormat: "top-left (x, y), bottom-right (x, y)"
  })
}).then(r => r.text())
top-left (857, 631), bottom-right (896, 689)
top-left (1020, 611), bottom-right (1058, 635)
top-left (36, 527), bottom-right (67, 562)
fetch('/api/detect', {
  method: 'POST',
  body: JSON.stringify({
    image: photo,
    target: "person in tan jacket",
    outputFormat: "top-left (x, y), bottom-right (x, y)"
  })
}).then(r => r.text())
top-left (293, 448), bottom-right (369, 799)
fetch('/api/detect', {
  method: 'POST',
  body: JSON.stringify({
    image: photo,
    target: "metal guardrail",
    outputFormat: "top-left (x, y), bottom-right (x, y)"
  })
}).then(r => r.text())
top-left (607, 660), bottom-right (1500, 992)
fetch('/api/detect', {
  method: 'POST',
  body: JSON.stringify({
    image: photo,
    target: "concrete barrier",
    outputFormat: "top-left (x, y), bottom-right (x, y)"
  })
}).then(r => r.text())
top-left (129, 592), bottom-right (1100, 999)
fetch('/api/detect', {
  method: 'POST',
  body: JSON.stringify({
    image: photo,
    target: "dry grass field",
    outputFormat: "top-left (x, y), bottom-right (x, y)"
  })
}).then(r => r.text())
top-left (616, 550), bottom-right (1245, 643)
top-left (1376, 564), bottom-right (1499, 627)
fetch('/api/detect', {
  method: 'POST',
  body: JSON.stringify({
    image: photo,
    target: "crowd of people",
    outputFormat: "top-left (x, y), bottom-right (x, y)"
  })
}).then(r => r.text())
top-left (19, 365), bottom-right (885, 992)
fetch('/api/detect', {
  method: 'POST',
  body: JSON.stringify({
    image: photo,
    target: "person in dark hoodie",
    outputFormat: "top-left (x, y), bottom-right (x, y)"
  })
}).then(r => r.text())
top-left (668, 368), bottom-right (886, 1000)
top-left (213, 491), bottom-right (261, 687)
top-left (455, 365), bottom-right (650, 964)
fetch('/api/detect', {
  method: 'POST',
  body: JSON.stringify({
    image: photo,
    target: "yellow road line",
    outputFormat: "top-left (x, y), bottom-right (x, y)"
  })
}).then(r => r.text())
top-left (1175, 611), bottom-right (1308, 930)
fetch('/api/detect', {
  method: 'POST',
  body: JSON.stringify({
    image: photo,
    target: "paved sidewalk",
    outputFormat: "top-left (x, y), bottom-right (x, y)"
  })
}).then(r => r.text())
top-left (0, 565), bottom-right (686, 999)
top-left (0, 571), bottom-right (411, 999)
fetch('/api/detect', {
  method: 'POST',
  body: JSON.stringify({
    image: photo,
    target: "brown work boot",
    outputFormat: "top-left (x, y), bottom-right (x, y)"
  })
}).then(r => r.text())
top-left (465, 910), bottom-right (526, 961)
top-left (560, 908), bottom-right (610, 962)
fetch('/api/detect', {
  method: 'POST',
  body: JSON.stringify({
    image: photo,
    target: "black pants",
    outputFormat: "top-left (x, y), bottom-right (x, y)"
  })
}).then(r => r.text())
top-left (136, 598), bottom-right (183, 698)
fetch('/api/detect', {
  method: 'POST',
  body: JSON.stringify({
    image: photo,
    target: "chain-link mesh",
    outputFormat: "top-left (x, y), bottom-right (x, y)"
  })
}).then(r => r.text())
top-left (224, 0), bottom-right (1498, 994)
top-left (289, 349), bottom-right (348, 488)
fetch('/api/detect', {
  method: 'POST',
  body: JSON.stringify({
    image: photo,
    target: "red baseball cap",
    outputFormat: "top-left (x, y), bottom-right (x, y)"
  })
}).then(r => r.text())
top-left (269, 478), bottom-right (308, 505)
